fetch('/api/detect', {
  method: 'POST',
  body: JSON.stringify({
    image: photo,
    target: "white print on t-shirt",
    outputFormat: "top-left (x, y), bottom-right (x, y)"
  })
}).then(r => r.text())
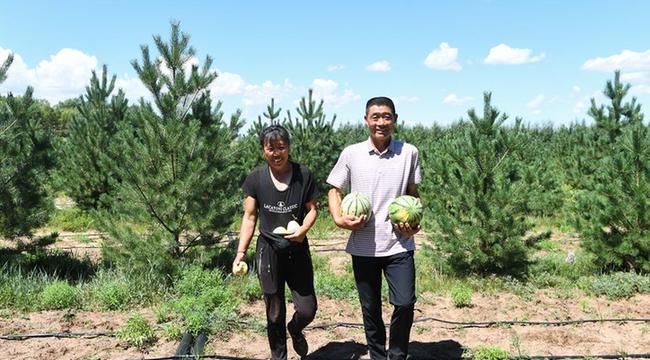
top-left (263, 201), bottom-right (298, 214)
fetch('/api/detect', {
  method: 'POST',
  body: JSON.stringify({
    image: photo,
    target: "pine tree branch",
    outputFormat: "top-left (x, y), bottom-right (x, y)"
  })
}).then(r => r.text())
top-left (122, 166), bottom-right (175, 236)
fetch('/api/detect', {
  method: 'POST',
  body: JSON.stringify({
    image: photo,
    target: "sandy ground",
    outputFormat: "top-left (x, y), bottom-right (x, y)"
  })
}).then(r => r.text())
top-left (2, 232), bottom-right (650, 359)
top-left (1, 293), bottom-right (649, 359)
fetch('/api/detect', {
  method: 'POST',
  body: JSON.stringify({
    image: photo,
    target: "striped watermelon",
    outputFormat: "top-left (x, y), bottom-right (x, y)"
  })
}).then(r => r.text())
top-left (341, 192), bottom-right (372, 218)
top-left (388, 195), bottom-right (423, 227)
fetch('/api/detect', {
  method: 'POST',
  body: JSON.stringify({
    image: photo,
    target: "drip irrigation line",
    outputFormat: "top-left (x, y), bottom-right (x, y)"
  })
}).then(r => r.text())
top-left (126, 353), bottom-right (650, 360)
top-left (0, 331), bottom-right (114, 340)
top-left (520, 355), bottom-right (650, 360)
top-left (128, 355), bottom-right (266, 360)
top-left (412, 316), bottom-right (650, 328)
top-left (305, 316), bottom-right (650, 331)
top-left (3, 316), bottom-right (649, 341)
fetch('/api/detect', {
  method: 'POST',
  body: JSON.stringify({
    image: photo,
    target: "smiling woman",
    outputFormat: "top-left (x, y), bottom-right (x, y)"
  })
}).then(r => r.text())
top-left (233, 124), bottom-right (320, 359)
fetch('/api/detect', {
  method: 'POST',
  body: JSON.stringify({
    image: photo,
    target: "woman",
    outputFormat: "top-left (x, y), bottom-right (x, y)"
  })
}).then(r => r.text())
top-left (232, 125), bottom-right (318, 360)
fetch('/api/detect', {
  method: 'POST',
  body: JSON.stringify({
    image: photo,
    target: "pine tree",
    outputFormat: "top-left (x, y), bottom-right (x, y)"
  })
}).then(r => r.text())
top-left (0, 81), bottom-right (55, 239)
top-left (284, 89), bottom-right (342, 203)
top-left (99, 22), bottom-right (244, 274)
top-left (427, 93), bottom-right (533, 275)
top-left (57, 65), bottom-right (128, 209)
top-left (576, 72), bottom-right (650, 272)
top-left (0, 53), bottom-right (13, 84)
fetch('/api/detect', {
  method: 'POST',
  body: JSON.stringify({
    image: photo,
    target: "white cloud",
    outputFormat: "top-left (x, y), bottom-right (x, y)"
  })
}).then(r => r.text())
top-left (527, 94), bottom-right (545, 109)
top-left (484, 44), bottom-right (545, 65)
top-left (573, 100), bottom-right (586, 115)
top-left (0, 47), bottom-right (33, 91)
top-left (0, 47), bottom-right (98, 103)
top-left (621, 71), bottom-right (650, 84)
top-left (327, 64), bottom-right (345, 72)
top-left (443, 93), bottom-right (473, 106)
top-left (242, 79), bottom-right (296, 107)
top-left (630, 84), bottom-right (650, 95)
top-left (366, 60), bottom-right (391, 72)
top-left (311, 78), bottom-right (360, 108)
top-left (114, 74), bottom-right (150, 102)
top-left (582, 49), bottom-right (650, 72)
top-left (424, 42), bottom-right (461, 71)
top-left (210, 71), bottom-right (245, 96)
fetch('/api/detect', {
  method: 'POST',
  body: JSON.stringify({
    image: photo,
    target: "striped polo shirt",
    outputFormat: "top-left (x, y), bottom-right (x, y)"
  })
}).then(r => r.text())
top-left (327, 137), bottom-right (422, 257)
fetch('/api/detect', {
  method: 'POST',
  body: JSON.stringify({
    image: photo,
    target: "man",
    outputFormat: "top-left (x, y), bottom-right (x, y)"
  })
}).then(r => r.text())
top-left (327, 96), bottom-right (421, 360)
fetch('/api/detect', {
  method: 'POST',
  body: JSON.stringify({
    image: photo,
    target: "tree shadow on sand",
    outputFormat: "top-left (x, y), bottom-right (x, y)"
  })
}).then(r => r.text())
top-left (307, 339), bottom-right (464, 360)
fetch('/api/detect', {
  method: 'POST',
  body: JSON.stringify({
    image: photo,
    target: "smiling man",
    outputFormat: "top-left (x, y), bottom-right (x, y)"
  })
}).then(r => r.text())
top-left (327, 97), bottom-right (422, 360)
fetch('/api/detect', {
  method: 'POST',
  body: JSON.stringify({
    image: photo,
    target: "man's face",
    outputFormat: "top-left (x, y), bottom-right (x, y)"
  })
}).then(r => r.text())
top-left (263, 139), bottom-right (289, 170)
top-left (365, 104), bottom-right (396, 144)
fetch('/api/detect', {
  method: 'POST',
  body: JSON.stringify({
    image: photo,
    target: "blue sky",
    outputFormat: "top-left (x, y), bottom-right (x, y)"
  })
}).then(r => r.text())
top-left (2, 0), bottom-right (650, 128)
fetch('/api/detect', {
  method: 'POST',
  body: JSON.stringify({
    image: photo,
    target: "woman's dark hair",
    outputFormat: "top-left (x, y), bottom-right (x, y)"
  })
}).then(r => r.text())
top-left (365, 96), bottom-right (396, 115)
top-left (260, 124), bottom-right (290, 148)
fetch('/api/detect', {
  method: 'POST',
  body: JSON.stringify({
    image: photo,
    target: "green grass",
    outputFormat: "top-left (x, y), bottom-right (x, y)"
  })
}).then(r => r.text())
top-left (465, 345), bottom-right (510, 360)
top-left (579, 272), bottom-right (650, 300)
top-left (41, 281), bottom-right (80, 310)
top-left (117, 314), bottom-right (156, 348)
top-left (312, 254), bottom-right (358, 301)
top-left (450, 283), bottom-right (473, 308)
top-left (47, 207), bottom-right (95, 232)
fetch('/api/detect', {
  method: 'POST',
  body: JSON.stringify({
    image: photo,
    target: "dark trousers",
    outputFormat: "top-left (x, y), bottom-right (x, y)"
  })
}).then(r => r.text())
top-left (352, 251), bottom-right (416, 360)
top-left (257, 238), bottom-right (317, 360)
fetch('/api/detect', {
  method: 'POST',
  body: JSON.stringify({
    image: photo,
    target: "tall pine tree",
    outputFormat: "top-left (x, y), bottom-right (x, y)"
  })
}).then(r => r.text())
top-left (57, 65), bottom-right (128, 209)
top-left (0, 52), bottom-right (55, 238)
top-left (427, 93), bottom-right (533, 275)
top-left (99, 22), bottom-right (244, 274)
top-left (576, 72), bottom-right (650, 272)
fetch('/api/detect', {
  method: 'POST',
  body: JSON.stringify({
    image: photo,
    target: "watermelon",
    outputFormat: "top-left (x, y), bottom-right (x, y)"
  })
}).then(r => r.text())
top-left (388, 195), bottom-right (423, 227)
top-left (341, 192), bottom-right (372, 218)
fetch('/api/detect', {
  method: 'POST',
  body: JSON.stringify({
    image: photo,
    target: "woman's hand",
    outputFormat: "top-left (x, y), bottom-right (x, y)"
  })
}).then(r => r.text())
top-left (232, 251), bottom-right (247, 269)
top-left (284, 227), bottom-right (307, 243)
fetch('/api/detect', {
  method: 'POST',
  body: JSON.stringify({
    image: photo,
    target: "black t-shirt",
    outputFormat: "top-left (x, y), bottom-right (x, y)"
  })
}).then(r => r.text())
top-left (242, 161), bottom-right (319, 251)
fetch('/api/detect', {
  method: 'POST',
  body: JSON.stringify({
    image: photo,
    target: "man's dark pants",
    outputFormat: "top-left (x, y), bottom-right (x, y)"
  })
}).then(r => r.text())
top-left (352, 250), bottom-right (416, 360)
top-left (257, 239), bottom-right (317, 360)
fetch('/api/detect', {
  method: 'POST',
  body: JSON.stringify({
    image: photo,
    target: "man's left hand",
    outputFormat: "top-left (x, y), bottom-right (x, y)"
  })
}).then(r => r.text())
top-left (394, 222), bottom-right (421, 238)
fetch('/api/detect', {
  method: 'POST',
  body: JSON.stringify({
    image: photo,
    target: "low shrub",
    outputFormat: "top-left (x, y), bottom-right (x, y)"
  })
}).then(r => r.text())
top-left (466, 345), bottom-right (509, 360)
top-left (41, 281), bottom-right (80, 310)
top-left (579, 272), bottom-right (650, 300)
top-left (117, 314), bottom-right (156, 348)
top-left (450, 283), bottom-right (473, 308)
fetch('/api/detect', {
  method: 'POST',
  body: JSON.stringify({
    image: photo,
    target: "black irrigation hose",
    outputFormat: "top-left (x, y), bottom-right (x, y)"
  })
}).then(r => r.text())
top-left (411, 316), bottom-right (650, 328)
top-left (3, 317), bottom-right (650, 340)
top-left (521, 355), bottom-right (650, 359)
top-left (129, 353), bottom-right (650, 360)
top-left (305, 317), bottom-right (650, 331)
top-left (129, 355), bottom-right (265, 360)
top-left (0, 331), bottom-right (114, 340)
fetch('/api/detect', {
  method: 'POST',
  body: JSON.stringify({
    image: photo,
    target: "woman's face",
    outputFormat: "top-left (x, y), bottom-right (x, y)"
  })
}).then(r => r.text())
top-left (263, 138), bottom-right (290, 170)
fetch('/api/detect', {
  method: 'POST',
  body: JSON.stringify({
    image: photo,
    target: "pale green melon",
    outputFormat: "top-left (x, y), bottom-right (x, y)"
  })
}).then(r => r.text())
top-left (388, 195), bottom-right (423, 227)
top-left (341, 192), bottom-right (372, 218)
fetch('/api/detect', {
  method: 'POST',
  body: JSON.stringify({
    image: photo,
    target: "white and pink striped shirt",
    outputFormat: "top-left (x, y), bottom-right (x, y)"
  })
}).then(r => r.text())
top-left (327, 138), bottom-right (421, 257)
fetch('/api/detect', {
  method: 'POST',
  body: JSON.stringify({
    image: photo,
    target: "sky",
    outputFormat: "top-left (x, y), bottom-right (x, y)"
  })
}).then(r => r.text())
top-left (1, 0), bottom-right (650, 129)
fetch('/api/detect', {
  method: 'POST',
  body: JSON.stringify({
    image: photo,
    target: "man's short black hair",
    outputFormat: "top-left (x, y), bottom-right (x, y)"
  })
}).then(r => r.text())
top-left (260, 124), bottom-right (290, 148)
top-left (365, 96), bottom-right (396, 115)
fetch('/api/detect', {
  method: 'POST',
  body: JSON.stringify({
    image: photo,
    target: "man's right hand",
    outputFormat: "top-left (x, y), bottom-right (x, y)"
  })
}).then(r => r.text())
top-left (335, 214), bottom-right (367, 231)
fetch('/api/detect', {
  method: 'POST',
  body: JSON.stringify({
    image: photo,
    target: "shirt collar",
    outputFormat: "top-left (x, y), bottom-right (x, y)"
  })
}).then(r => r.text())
top-left (366, 137), bottom-right (395, 155)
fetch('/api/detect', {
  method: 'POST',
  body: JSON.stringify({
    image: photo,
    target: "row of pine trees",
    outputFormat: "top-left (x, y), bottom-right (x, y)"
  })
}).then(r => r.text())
top-left (1, 23), bottom-right (648, 278)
